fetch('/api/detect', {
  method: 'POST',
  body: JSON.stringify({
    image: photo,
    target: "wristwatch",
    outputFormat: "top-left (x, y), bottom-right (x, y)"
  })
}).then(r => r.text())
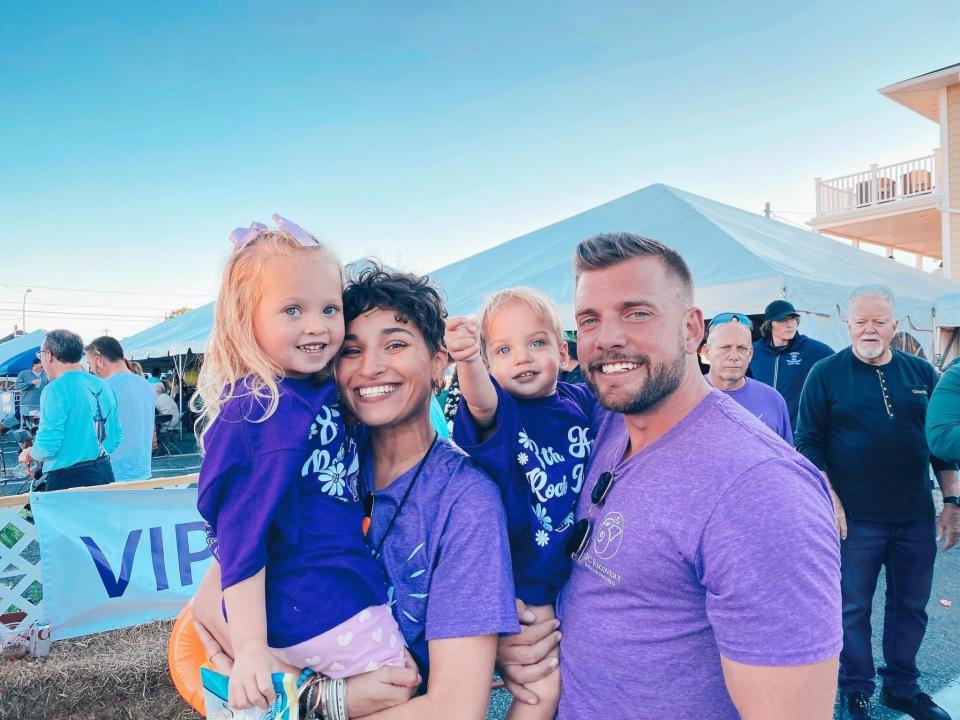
top-left (943, 496), bottom-right (960, 507)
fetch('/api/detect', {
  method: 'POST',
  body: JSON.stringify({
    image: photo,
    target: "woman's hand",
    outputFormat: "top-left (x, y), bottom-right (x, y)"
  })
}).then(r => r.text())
top-left (229, 641), bottom-right (280, 710)
top-left (346, 650), bottom-right (421, 717)
top-left (496, 599), bottom-right (561, 705)
top-left (193, 616), bottom-right (234, 674)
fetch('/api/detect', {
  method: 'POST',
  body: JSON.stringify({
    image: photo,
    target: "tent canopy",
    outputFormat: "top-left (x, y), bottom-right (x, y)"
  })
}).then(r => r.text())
top-left (121, 303), bottom-right (214, 360)
top-left (937, 293), bottom-right (960, 328)
top-left (430, 183), bottom-right (959, 352)
top-left (0, 329), bottom-right (47, 375)
top-left (120, 184), bottom-right (960, 360)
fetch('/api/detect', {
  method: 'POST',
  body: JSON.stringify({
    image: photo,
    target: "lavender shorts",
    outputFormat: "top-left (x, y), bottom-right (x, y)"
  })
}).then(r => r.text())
top-left (273, 604), bottom-right (406, 679)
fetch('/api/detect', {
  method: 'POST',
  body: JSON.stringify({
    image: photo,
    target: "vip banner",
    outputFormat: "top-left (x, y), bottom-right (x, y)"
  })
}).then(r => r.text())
top-left (31, 487), bottom-right (212, 640)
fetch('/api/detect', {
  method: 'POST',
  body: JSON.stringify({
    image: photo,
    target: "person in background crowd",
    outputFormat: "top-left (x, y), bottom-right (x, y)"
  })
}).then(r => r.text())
top-left (558, 339), bottom-right (584, 384)
top-left (750, 299), bottom-right (833, 429)
top-left (927, 359), bottom-right (960, 463)
top-left (148, 367), bottom-right (164, 384)
top-left (796, 285), bottom-right (959, 720)
top-left (18, 329), bottom-right (121, 491)
top-left (154, 382), bottom-right (181, 432)
top-left (498, 232), bottom-right (841, 720)
top-left (0, 356), bottom-right (47, 436)
top-left (702, 314), bottom-right (792, 443)
top-left (85, 336), bottom-right (155, 482)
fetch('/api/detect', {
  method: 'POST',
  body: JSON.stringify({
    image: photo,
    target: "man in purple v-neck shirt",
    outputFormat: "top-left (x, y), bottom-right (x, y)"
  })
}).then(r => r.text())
top-left (498, 232), bottom-right (841, 720)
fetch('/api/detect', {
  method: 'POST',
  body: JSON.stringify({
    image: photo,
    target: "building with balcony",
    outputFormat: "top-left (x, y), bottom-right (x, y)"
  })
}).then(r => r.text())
top-left (808, 63), bottom-right (960, 278)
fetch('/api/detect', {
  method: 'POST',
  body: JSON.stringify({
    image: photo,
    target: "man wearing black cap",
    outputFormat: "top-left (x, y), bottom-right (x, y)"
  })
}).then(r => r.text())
top-left (749, 299), bottom-right (833, 430)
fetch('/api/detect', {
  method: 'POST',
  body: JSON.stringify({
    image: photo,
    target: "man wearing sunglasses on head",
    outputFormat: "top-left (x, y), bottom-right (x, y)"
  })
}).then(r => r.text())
top-left (702, 314), bottom-right (793, 444)
top-left (749, 300), bottom-right (834, 431)
top-left (496, 232), bottom-right (841, 720)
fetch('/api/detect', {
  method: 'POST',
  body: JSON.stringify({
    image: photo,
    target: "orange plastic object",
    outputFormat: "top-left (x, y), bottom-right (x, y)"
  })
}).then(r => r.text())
top-left (167, 601), bottom-right (208, 715)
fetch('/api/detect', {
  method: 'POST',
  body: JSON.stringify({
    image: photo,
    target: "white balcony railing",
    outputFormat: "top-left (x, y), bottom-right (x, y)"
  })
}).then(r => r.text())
top-left (815, 152), bottom-right (938, 217)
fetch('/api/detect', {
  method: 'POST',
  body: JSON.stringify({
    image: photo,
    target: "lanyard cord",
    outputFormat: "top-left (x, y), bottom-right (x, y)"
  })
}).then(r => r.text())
top-left (371, 433), bottom-right (439, 559)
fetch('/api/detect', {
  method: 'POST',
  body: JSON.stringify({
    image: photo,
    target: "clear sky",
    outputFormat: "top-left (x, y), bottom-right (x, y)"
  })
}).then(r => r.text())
top-left (1, 0), bottom-right (957, 341)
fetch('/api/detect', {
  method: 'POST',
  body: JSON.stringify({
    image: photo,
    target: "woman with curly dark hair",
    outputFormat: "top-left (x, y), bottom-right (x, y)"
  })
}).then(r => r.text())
top-left (193, 263), bottom-right (518, 720)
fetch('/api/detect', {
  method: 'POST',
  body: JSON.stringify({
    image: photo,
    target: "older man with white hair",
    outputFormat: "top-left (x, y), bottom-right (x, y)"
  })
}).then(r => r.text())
top-left (703, 314), bottom-right (792, 443)
top-left (796, 285), bottom-right (960, 720)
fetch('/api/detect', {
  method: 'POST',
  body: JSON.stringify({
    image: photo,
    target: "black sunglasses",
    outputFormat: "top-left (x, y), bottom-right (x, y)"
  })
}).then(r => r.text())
top-left (566, 470), bottom-right (616, 561)
top-left (709, 312), bottom-right (753, 331)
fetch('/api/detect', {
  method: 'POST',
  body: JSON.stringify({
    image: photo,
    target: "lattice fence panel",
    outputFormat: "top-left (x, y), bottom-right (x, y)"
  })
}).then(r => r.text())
top-left (0, 497), bottom-right (42, 629)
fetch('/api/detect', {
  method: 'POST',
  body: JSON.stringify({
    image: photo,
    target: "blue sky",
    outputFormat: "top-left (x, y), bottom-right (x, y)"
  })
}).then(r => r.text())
top-left (1, 0), bottom-right (957, 340)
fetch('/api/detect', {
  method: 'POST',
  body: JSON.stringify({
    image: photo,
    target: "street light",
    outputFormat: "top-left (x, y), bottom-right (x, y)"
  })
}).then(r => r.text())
top-left (21, 288), bottom-right (31, 333)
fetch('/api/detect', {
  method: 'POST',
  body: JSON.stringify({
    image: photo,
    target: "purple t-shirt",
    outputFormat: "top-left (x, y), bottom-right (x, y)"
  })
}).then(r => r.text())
top-left (198, 377), bottom-right (387, 648)
top-left (715, 377), bottom-right (793, 444)
top-left (452, 380), bottom-right (595, 604)
top-left (557, 390), bottom-right (841, 719)
top-left (357, 432), bottom-right (520, 679)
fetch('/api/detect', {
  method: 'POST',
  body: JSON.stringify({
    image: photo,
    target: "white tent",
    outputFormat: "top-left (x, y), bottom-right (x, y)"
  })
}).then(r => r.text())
top-left (120, 303), bottom-right (214, 361)
top-left (120, 183), bottom-right (960, 362)
top-left (430, 183), bottom-right (959, 355)
top-left (936, 293), bottom-right (960, 328)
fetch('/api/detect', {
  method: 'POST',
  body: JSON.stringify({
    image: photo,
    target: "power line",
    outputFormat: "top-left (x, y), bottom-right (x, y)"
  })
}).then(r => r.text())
top-left (0, 282), bottom-right (214, 299)
top-left (0, 308), bottom-right (166, 321)
top-left (0, 300), bottom-right (182, 313)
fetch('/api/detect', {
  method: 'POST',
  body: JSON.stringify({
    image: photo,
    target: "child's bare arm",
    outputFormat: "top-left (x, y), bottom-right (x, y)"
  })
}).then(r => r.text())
top-left (222, 569), bottom-right (281, 710)
top-left (445, 317), bottom-right (498, 430)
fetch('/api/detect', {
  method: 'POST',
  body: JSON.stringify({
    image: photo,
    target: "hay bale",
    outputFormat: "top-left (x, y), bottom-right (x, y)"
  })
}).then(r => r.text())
top-left (0, 620), bottom-right (200, 720)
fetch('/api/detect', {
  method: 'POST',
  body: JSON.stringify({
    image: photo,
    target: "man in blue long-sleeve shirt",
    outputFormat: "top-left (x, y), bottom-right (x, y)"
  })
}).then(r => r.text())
top-left (19, 329), bottom-right (121, 491)
top-left (796, 286), bottom-right (959, 720)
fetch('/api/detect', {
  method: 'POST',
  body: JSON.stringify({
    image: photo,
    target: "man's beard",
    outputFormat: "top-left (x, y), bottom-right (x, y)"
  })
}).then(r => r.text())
top-left (585, 342), bottom-right (687, 415)
top-left (855, 338), bottom-right (885, 360)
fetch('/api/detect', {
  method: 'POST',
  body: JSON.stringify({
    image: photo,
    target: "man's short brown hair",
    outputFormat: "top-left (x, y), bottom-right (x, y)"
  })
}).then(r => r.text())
top-left (573, 231), bottom-right (694, 304)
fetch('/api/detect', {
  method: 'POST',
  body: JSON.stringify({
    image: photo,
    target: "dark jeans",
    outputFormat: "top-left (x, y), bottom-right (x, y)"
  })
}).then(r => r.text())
top-left (839, 518), bottom-right (936, 698)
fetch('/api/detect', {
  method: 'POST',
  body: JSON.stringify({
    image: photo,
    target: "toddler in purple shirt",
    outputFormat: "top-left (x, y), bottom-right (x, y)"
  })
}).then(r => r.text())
top-left (447, 288), bottom-right (594, 720)
top-left (194, 216), bottom-right (403, 711)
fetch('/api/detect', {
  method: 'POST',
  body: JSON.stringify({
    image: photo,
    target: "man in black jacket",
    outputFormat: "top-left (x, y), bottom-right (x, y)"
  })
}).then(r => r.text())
top-left (749, 299), bottom-right (833, 430)
top-left (796, 285), bottom-right (960, 720)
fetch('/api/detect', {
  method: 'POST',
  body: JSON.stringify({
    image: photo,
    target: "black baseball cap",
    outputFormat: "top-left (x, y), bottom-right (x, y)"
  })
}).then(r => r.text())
top-left (764, 300), bottom-right (800, 322)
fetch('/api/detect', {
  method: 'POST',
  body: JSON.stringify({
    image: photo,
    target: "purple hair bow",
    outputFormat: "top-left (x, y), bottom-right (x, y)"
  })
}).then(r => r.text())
top-left (228, 213), bottom-right (321, 251)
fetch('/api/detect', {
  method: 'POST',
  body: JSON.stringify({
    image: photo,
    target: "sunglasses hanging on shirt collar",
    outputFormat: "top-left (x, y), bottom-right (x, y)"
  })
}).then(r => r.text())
top-left (567, 470), bottom-right (617, 561)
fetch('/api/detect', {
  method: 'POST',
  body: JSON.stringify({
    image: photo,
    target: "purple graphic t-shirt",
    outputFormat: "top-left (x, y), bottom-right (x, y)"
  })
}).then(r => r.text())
top-left (453, 379), bottom-right (595, 604)
top-left (716, 377), bottom-right (793, 444)
top-left (356, 431), bottom-right (519, 679)
top-left (557, 390), bottom-right (841, 719)
top-left (198, 377), bottom-right (387, 648)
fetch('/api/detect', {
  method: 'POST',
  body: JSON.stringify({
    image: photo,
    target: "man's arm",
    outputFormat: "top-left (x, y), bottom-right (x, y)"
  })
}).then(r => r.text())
top-left (935, 469), bottom-right (960, 551)
top-left (927, 365), bottom-right (960, 462)
top-left (13, 372), bottom-right (33, 393)
top-left (30, 385), bottom-right (65, 462)
top-left (721, 656), bottom-right (838, 720)
top-left (794, 365), bottom-right (830, 471)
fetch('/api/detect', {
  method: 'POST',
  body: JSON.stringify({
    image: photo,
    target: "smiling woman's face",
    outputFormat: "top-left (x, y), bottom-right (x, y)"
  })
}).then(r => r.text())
top-left (336, 307), bottom-right (446, 430)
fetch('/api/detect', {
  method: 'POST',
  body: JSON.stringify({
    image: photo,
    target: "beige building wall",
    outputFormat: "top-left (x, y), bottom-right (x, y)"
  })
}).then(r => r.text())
top-left (949, 84), bottom-right (960, 278)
